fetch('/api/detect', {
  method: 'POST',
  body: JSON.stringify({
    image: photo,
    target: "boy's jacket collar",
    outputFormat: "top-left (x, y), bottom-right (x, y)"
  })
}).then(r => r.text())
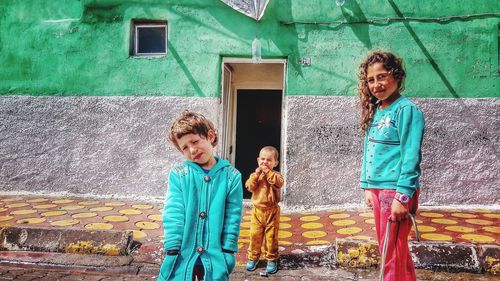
top-left (183, 156), bottom-right (230, 175)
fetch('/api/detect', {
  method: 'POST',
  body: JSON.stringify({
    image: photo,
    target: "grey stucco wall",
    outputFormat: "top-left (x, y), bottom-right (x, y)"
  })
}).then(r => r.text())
top-left (283, 96), bottom-right (500, 208)
top-left (1, 96), bottom-right (498, 207)
top-left (0, 96), bottom-right (219, 199)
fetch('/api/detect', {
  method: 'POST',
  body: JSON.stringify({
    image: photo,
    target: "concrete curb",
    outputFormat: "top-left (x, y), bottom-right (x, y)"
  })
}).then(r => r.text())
top-left (334, 239), bottom-right (499, 274)
top-left (0, 226), bottom-right (133, 256)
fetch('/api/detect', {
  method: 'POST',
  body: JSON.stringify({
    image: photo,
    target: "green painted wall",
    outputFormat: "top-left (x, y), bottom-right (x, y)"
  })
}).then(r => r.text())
top-left (0, 0), bottom-right (499, 97)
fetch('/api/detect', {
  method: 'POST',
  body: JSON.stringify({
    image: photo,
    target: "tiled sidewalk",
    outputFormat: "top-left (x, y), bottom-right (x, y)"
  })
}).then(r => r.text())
top-left (0, 194), bottom-right (498, 264)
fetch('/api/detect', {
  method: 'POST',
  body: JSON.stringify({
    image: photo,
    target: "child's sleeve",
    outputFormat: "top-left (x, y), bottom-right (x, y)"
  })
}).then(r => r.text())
top-left (265, 170), bottom-right (284, 188)
top-left (396, 105), bottom-right (425, 197)
top-left (222, 170), bottom-right (243, 252)
top-left (360, 133), bottom-right (369, 188)
top-left (162, 169), bottom-right (185, 251)
top-left (245, 172), bottom-right (259, 192)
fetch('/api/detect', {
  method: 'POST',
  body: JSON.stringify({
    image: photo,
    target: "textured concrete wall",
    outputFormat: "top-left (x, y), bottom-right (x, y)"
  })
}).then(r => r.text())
top-left (283, 96), bottom-right (500, 208)
top-left (0, 96), bottom-right (218, 198)
top-left (1, 96), bottom-right (498, 206)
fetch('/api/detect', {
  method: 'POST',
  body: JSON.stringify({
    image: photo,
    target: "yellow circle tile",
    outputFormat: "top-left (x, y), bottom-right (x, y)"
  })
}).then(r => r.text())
top-left (278, 230), bottom-right (292, 239)
top-left (2, 197), bottom-right (22, 202)
top-left (421, 233), bottom-right (452, 241)
top-left (242, 215), bottom-right (252, 221)
top-left (238, 238), bottom-right (251, 243)
top-left (72, 212), bottom-right (98, 218)
top-left (135, 221), bottom-right (160, 230)
top-left (6, 203), bottom-right (30, 208)
top-left (105, 202), bottom-right (126, 207)
top-left (10, 209), bottom-right (37, 215)
top-left (27, 198), bottom-right (49, 203)
top-left (128, 229), bottom-right (147, 240)
top-left (52, 199), bottom-right (75, 204)
top-left (365, 219), bottom-right (375, 225)
top-left (245, 210), bottom-right (252, 215)
top-left (132, 204), bottom-right (153, 210)
top-left (348, 235), bottom-right (372, 240)
top-left (78, 201), bottom-right (100, 206)
top-left (301, 222), bottom-right (324, 229)
top-left (465, 219), bottom-right (493, 226)
top-left (32, 204), bottom-right (58, 209)
top-left (0, 208), bottom-right (7, 212)
top-left (306, 240), bottom-right (330, 245)
top-left (62, 205), bottom-right (85, 210)
top-left (337, 227), bottom-right (363, 235)
top-left (329, 213), bottom-right (351, 219)
top-left (89, 207), bottom-right (113, 212)
top-left (280, 216), bottom-right (291, 222)
top-left (41, 211), bottom-right (67, 217)
top-left (85, 223), bottom-right (113, 230)
top-left (279, 223), bottom-right (292, 229)
top-left (413, 225), bottom-right (436, 232)
top-left (240, 221), bottom-right (250, 228)
top-left (482, 213), bottom-right (500, 219)
top-left (17, 218), bottom-right (45, 224)
top-left (302, 231), bottom-right (327, 238)
top-left (148, 214), bottom-right (162, 221)
top-left (431, 219), bottom-right (457, 225)
top-left (51, 219), bottom-right (79, 226)
top-left (483, 226), bottom-right (500, 233)
top-left (358, 212), bottom-right (374, 218)
top-left (300, 215), bottom-right (320, 222)
top-left (119, 209), bottom-right (143, 215)
top-left (0, 216), bottom-right (14, 222)
top-left (472, 209), bottom-right (492, 213)
top-left (415, 219), bottom-right (423, 223)
top-left (278, 240), bottom-right (292, 245)
top-left (332, 219), bottom-right (356, 226)
top-left (239, 229), bottom-right (250, 237)
top-left (451, 213), bottom-right (477, 219)
top-left (419, 212), bottom-right (444, 218)
top-left (460, 234), bottom-right (495, 243)
top-left (104, 215), bottom-right (129, 222)
top-left (445, 226), bottom-right (475, 233)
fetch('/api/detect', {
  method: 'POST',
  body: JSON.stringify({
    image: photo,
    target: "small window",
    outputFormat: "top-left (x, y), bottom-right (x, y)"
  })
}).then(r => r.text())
top-left (132, 21), bottom-right (167, 56)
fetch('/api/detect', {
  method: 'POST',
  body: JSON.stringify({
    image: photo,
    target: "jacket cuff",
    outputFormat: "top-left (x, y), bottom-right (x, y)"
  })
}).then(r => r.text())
top-left (396, 186), bottom-right (416, 197)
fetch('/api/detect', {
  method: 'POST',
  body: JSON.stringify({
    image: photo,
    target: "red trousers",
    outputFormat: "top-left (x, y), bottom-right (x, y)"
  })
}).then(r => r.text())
top-left (369, 189), bottom-right (419, 281)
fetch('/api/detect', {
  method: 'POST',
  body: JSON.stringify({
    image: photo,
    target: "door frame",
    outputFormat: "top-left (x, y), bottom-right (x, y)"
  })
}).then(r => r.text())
top-left (219, 58), bottom-right (287, 175)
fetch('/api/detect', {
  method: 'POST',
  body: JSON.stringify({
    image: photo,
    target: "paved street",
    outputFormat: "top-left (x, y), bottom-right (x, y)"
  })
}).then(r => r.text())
top-left (0, 265), bottom-right (498, 281)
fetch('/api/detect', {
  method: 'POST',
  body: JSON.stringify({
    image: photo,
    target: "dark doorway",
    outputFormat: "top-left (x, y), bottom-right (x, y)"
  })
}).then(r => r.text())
top-left (235, 89), bottom-right (282, 199)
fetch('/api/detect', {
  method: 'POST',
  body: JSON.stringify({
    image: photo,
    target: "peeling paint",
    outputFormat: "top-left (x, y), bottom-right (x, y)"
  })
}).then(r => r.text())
top-left (64, 241), bottom-right (121, 256)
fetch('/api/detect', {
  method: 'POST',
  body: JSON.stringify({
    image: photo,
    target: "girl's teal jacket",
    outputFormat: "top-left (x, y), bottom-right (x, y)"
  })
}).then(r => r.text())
top-left (158, 157), bottom-right (243, 281)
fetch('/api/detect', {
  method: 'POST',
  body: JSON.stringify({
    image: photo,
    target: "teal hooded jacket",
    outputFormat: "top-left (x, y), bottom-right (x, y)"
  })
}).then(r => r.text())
top-left (158, 157), bottom-right (243, 281)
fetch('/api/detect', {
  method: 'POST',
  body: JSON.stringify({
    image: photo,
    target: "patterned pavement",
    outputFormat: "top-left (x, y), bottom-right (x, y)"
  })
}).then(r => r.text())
top-left (0, 195), bottom-right (498, 262)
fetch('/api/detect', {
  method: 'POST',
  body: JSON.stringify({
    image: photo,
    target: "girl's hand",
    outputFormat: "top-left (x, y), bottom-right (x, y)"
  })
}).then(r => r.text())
top-left (391, 199), bottom-right (409, 221)
top-left (364, 190), bottom-right (373, 208)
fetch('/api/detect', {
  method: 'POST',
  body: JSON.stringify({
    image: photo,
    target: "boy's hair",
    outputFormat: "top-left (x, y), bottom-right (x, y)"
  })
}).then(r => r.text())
top-left (357, 50), bottom-right (406, 131)
top-left (261, 146), bottom-right (279, 161)
top-left (169, 111), bottom-right (218, 150)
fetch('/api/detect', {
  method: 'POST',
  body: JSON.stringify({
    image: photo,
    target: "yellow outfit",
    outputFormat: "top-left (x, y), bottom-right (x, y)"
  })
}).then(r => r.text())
top-left (245, 170), bottom-right (284, 261)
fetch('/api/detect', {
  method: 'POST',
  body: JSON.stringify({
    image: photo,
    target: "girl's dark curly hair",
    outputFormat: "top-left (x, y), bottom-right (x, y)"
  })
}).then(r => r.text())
top-left (357, 51), bottom-right (406, 131)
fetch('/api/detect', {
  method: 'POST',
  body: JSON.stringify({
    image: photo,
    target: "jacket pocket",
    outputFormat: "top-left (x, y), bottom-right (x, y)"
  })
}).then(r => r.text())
top-left (158, 254), bottom-right (177, 281)
top-left (223, 252), bottom-right (236, 274)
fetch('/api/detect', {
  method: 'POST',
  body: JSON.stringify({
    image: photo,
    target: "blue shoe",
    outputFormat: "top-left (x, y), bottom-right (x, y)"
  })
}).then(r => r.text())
top-left (246, 260), bottom-right (258, 271)
top-left (266, 261), bottom-right (278, 274)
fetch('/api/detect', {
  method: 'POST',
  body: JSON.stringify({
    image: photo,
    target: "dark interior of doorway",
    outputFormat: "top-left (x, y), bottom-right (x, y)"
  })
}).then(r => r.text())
top-left (235, 89), bottom-right (282, 199)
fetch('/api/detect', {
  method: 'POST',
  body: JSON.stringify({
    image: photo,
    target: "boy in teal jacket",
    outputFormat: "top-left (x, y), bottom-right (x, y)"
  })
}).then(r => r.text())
top-left (159, 111), bottom-right (243, 281)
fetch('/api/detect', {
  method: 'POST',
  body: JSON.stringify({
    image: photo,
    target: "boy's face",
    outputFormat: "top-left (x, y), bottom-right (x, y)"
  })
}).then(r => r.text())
top-left (257, 149), bottom-right (278, 171)
top-left (176, 130), bottom-right (216, 169)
